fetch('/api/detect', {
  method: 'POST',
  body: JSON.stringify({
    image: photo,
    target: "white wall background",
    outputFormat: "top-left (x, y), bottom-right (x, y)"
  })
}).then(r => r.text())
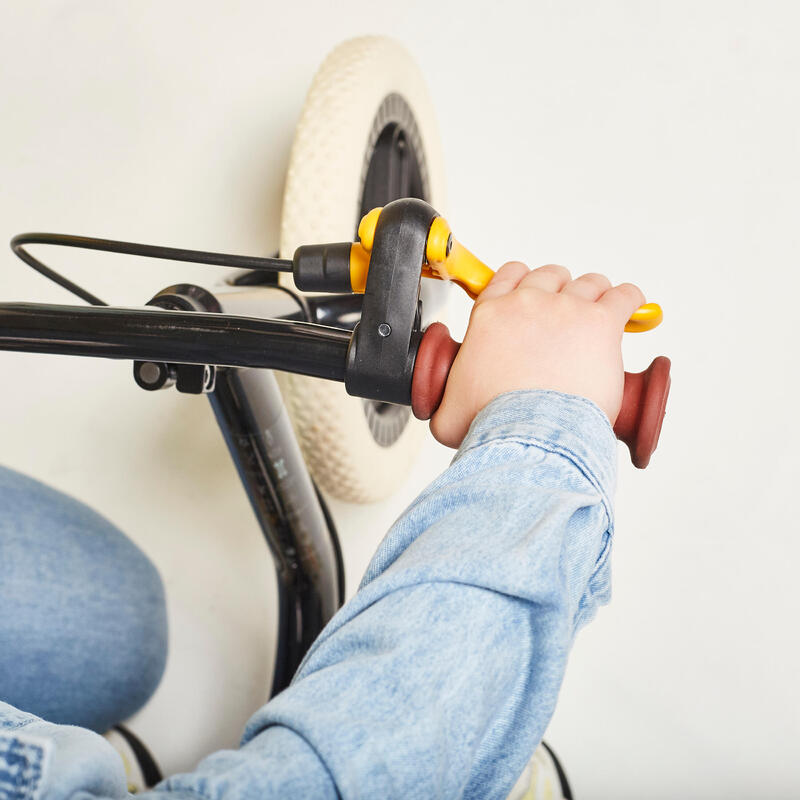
top-left (1, 2), bottom-right (798, 797)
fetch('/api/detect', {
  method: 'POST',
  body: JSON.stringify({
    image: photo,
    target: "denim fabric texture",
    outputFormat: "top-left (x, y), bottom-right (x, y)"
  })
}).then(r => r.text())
top-left (0, 466), bottom-right (168, 733)
top-left (0, 390), bottom-right (617, 799)
top-left (0, 730), bottom-right (51, 800)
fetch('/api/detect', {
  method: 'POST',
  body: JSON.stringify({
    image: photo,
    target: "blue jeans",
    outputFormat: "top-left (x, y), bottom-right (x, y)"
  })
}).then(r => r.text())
top-left (0, 466), bottom-right (168, 733)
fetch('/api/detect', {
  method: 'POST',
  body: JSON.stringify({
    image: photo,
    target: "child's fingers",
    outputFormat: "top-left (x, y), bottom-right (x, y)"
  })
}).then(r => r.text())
top-left (518, 264), bottom-right (572, 294)
top-left (598, 282), bottom-right (647, 327)
top-left (473, 261), bottom-right (529, 306)
top-left (560, 272), bottom-right (612, 302)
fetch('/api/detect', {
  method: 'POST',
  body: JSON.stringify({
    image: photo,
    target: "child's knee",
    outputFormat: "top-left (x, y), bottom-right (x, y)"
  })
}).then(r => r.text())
top-left (0, 466), bottom-right (168, 731)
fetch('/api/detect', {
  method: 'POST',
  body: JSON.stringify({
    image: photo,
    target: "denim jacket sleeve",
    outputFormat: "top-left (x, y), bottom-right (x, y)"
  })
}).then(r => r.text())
top-left (0, 390), bottom-right (617, 800)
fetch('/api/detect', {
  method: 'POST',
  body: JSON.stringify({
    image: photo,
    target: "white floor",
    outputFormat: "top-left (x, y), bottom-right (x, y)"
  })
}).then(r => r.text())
top-left (2, 3), bottom-right (800, 797)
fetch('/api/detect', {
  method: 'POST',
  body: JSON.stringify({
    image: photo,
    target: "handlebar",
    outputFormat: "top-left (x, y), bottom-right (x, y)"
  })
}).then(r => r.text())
top-left (6, 199), bottom-right (670, 468)
top-left (0, 302), bottom-right (350, 379)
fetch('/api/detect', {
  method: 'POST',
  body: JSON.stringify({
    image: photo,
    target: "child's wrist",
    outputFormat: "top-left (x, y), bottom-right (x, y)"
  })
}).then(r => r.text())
top-left (455, 389), bottom-right (617, 502)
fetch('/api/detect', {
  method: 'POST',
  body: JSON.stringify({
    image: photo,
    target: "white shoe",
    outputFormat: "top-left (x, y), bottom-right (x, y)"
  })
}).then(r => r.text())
top-left (103, 725), bottom-right (162, 793)
top-left (506, 741), bottom-right (573, 800)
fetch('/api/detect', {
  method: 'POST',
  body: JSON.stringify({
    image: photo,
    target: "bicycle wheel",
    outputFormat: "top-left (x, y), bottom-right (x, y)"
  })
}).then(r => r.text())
top-left (278, 36), bottom-right (448, 503)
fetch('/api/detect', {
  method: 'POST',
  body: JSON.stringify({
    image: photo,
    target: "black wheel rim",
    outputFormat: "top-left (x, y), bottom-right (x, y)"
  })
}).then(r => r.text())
top-left (357, 93), bottom-right (430, 447)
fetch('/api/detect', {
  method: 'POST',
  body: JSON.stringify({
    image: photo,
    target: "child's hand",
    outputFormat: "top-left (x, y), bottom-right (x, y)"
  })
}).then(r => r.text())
top-left (430, 262), bottom-right (646, 449)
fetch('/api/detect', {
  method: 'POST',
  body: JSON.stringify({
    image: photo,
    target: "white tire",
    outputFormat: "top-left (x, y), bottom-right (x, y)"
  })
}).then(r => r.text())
top-left (277, 36), bottom-right (448, 504)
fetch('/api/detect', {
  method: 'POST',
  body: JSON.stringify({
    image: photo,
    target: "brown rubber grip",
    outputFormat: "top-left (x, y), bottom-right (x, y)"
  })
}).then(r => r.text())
top-left (411, 322), bottom-right (671, 469)
top-left (411, 322), bottom-right (461, 421)
top-left (612, 356), bottom-right (671, 468)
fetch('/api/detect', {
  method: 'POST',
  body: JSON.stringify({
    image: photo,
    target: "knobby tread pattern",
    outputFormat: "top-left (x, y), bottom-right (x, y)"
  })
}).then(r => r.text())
top-left (276, 36), bottom-right (445, 503)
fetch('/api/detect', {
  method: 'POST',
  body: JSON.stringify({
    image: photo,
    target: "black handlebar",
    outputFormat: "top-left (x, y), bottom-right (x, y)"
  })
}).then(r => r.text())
top-left (0, 302), bottom-right (351, 381)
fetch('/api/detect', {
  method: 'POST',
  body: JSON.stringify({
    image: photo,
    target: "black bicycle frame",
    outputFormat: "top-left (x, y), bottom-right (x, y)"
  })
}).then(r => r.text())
top-left (3, 84), bottom-right (436, 698)
top-left (0, 285), bottom-right (354, 697)
top-left (0, 198), bottom-right (440, 697)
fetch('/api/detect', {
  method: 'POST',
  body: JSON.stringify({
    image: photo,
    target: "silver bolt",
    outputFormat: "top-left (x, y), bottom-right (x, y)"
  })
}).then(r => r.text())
top-left (377, 322), bottom-right (392, 337)
top-left (139, 362), bottom-right (161, 385)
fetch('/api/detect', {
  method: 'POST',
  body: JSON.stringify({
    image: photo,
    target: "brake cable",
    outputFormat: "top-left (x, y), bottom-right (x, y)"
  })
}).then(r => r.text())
top-left (10, 232), bottom-right (294, 306)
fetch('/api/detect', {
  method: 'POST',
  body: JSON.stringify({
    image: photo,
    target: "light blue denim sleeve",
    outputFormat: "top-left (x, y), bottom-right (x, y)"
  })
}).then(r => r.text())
top-left (0, 390), bottom-right (617, 800)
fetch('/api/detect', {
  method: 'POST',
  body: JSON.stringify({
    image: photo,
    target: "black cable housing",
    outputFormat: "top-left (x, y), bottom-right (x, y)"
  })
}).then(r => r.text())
top-left (10, 232), bottom-right (293, 306)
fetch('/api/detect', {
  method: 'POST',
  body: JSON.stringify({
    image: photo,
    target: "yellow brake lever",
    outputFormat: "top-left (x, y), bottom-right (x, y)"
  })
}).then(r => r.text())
top-left (356, 209), bottom-right (663, 334)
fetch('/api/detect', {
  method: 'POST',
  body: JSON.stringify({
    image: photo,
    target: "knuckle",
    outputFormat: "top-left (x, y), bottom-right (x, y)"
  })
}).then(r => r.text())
top-left (491, 261), bottom-right (528, 284)
top-left (518, 286), bottom-right (546, 307)
top-left (501, 289), bottom-right (540, 321)
top-left (586, 299), bottom-right (613, 324)
top-left (581, 272), bottom-right (611, 287)
top-left (470, 298), bottom-right (499, 325)
top-left (617, 281), bottom-right (645, 300)
top-left (498, 260), bottom-right (528, 272)
top-left (538, 263), bottom-right (571, 279)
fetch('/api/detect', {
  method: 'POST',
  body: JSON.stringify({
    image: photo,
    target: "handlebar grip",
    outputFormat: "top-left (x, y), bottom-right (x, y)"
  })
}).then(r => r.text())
top-left (411, 323), bottom-right (671, 469)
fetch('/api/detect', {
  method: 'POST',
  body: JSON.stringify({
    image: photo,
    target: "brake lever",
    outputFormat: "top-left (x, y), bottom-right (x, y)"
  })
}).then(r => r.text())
top-left (347, 200), bottom-right (671, 468)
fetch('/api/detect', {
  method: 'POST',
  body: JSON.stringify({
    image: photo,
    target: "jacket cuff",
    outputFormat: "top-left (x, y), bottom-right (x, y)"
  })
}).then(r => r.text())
top-left (456, 389), bottom-right (618, 505)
